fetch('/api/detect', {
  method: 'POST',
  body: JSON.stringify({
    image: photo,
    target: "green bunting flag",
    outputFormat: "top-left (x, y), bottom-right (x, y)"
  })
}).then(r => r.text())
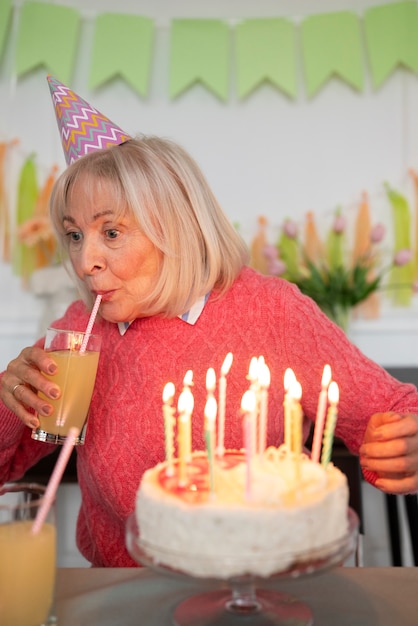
top-left (170, 19), bottom-right (229, 100)
top-left (89, 13), bottom-right (154, 97)
top-left (235, 18), bottom-right (296, 99)
top-left (301, 11), bottom-right (364, 97)
top-left (7, 3), bottom-right (418, 99)
top-left (364, 1), bottom-right (418, 89)
top-left (14, 2), bottom-right (80, 84)
top-left (0, 0), bottom-right (12, 65)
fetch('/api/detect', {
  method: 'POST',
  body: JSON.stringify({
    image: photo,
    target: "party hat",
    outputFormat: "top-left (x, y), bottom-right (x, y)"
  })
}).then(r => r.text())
top-left (47, 75), bottom-right (131, 165)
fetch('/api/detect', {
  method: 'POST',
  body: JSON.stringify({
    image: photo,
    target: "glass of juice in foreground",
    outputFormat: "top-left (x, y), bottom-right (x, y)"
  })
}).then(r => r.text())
top-left (32, 327), bottom-right (102, 446)
top-left (0, 483), bottom-right (56, 626)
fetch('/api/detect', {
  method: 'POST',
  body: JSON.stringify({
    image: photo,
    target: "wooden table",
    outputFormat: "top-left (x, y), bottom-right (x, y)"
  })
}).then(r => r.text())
top-left (56, 566), bottom-right (418, 625)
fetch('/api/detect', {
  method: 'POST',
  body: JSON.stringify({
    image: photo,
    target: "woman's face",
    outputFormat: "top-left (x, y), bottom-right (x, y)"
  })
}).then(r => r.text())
top-left (63, 175), bottom-right (162, 323)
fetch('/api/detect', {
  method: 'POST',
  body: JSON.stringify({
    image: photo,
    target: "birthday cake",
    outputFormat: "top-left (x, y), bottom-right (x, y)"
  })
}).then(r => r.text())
top-left (135, 446), bottom-right (349, 578)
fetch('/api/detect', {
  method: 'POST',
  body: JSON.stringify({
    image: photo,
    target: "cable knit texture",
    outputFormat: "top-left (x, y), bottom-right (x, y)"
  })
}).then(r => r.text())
top-left (1, 267), bottom-right (417, 566)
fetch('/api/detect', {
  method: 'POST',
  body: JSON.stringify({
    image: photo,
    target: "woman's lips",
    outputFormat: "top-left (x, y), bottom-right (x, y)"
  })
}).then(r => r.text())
top-left (95, 290), bottom-right (115, 302)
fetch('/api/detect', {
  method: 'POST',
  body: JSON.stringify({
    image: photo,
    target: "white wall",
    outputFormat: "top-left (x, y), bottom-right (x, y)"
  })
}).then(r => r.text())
top-left (1, 0), bottom-right (418, 370)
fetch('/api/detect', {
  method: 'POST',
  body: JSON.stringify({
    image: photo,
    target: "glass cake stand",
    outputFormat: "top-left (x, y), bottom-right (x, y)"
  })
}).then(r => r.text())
top-left (126, 509), bottom-right (359, 626)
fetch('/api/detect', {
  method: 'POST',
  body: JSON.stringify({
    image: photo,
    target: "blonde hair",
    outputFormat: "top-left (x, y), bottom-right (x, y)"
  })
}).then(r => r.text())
top-left (50, 136), bottom-right (249, 317)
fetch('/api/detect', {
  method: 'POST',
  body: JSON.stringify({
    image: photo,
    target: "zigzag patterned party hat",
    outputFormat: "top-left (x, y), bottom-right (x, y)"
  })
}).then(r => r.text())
top-left (47, 75), bottom-right (131, 165)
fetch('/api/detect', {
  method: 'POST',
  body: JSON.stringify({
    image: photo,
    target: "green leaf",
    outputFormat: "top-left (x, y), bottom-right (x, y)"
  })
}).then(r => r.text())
top-left (277, 232), bottom-right (300, 279)
top-left (12, 154), bottom-right (39, 283)
top-left (385, 183), bottom-right (414, 306)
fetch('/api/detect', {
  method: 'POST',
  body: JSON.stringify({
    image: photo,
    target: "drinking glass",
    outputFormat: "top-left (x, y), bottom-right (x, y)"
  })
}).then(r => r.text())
top-left (0, 483), bottom-right (56, 626)
top-left (32, 327), bottom-right (101, 445)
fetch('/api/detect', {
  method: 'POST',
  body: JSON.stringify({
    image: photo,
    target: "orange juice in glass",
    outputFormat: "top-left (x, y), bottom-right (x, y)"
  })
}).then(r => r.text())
top-left (32, 327), bottom-right (101, 445)
top-left (0, 483), bottom-right (56, 626)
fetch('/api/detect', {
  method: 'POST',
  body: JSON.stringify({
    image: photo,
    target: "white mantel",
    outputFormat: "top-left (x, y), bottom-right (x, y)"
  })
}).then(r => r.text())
top-left (0, 263), bottom-right (77, 370)
top-left (348, 305), bottom-right (418, 367)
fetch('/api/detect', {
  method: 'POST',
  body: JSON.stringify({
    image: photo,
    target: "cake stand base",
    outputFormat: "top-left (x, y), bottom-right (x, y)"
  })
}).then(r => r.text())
top-left (173, 588), bottom-right (313, 626)
top-left (126, 510), bottom-right (359, 626)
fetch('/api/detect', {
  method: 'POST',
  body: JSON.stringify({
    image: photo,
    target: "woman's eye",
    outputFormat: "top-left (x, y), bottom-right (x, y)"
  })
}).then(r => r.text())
top-left (66, 231), bottom-right (82, 243)
top-left (106, 229), bottom-right (119, 240)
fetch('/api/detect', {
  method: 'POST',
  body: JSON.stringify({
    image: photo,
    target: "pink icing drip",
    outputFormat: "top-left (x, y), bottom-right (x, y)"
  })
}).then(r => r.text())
top-left (158, 451), bottom-right (244, 503)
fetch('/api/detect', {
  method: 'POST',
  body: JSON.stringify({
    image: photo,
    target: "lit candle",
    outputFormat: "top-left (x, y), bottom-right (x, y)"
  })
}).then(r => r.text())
top-left (290, 379), bottom-right (303, 480)
top-left (283, 368), bottom-right (296, 451)
top-left (206, 367), bottom-right (216, 396)
top-left (321, 381), bottom-right (339, 468)
top-left (247, 357), bottom-right (260, 456)
top-left (258, 360), bottom-right (270, 456)
top-left (177, 387), bottom-right (194, 486)
top-left (183, 369), bottom-right (193, 388)
top-left (311, 364), bottom-right (332, 463)
top-left (182, 370), bottom-right (194, 462)
top-left (204, 395), bottom-right (217, 495)
top-left (241, 388), bottom-right (257, 501)
top-left (162, 382), bottom-right (176, 476)
top-left (216, 352), bottom-right (233, 457)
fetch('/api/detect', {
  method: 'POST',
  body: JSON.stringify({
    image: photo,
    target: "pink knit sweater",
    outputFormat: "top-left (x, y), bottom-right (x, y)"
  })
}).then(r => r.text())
top-left (1, 267), bottom-right (417, 566)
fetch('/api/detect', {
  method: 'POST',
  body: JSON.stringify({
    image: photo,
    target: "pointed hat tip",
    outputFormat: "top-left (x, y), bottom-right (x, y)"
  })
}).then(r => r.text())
top-left (46, 75), bottom-right (131, 165)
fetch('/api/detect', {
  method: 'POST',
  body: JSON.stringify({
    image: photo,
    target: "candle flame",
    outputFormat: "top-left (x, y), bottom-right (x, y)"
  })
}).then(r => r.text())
top-left (328, 381), bottom-right (339, 405)
top-left (290, 380), bottom-right (302, 401)
top-left (221, 352), bottom-right (233, 376)
top-left (183, 369), bottom-right (193, 387)
top-left (206, 367), bottom-right (216, 392)
top-left (248, 357), bottom-right (259, 382)
top-left (241, 389), bottom-right (257, 413)
top-left (177, 388), bottom-right (194, 415)
top-left (204, 395), bottom-right (217, 421)
top-left (259, 362), bottom-right (271, 388)
top-left (162, 382), bottom-right (175, 403)
top-left (284, 367), bottom-right (296, 391)
top-left (321, 364), bottom-right (332, 388)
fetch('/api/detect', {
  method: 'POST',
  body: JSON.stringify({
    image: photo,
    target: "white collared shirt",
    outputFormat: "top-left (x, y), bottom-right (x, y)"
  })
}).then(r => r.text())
top-left (117, 293), bottom-right (210, 336)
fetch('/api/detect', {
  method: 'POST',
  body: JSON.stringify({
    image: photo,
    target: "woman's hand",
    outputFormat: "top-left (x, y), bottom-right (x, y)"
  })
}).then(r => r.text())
top-left (360, 412), bottom-right (418, 494)
top-left (0, 346), bottom-right (61, 430)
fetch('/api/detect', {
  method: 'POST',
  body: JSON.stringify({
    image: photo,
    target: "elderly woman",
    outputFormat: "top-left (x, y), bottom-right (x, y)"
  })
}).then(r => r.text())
top-left (1, 135), bottom-right (418, 567)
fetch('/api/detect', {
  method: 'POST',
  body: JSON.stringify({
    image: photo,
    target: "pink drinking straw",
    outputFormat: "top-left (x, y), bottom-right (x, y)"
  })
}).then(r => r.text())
top-left (80, 294), bottom-right (102, 353)
top-left (31, 427), bottom-right (79, 535)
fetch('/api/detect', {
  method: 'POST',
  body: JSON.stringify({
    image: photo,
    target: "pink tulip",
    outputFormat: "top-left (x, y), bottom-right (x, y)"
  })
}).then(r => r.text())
top-left (332, 214), bottom-right (346, 234)
top-left (263, 244), bottom-right (278, 261)
top-left (370, 223), bottom-right (386, 243)
top-left (394, 248), bottom-right (413, 266)
top-left (268, 258), bottom-right (287, 276)
top-left (282, 219), bottom-right (298, 239)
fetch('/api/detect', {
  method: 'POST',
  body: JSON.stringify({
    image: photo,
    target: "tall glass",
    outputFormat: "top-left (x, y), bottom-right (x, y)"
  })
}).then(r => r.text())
top-left (0, 483), bottom-right (56, 626)
top-left (32, 327), bottom-right (101, 445)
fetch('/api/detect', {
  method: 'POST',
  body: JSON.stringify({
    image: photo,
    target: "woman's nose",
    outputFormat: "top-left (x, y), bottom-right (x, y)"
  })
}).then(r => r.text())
top-left (80, 241), bottom-right (106, 275)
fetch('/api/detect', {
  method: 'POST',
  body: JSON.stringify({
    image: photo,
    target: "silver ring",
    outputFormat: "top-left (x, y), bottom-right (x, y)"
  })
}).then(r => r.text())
top-left (11, 383), bottom-right (25, 397)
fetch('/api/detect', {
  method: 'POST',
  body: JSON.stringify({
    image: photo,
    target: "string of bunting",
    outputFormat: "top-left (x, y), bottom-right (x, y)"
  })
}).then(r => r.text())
top-left (1, 1), bottom-right (418, 99)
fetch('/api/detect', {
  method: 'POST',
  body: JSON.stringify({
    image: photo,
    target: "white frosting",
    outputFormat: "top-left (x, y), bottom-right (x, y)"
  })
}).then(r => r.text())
top-left (136, 446), bottom-right (349, 578)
